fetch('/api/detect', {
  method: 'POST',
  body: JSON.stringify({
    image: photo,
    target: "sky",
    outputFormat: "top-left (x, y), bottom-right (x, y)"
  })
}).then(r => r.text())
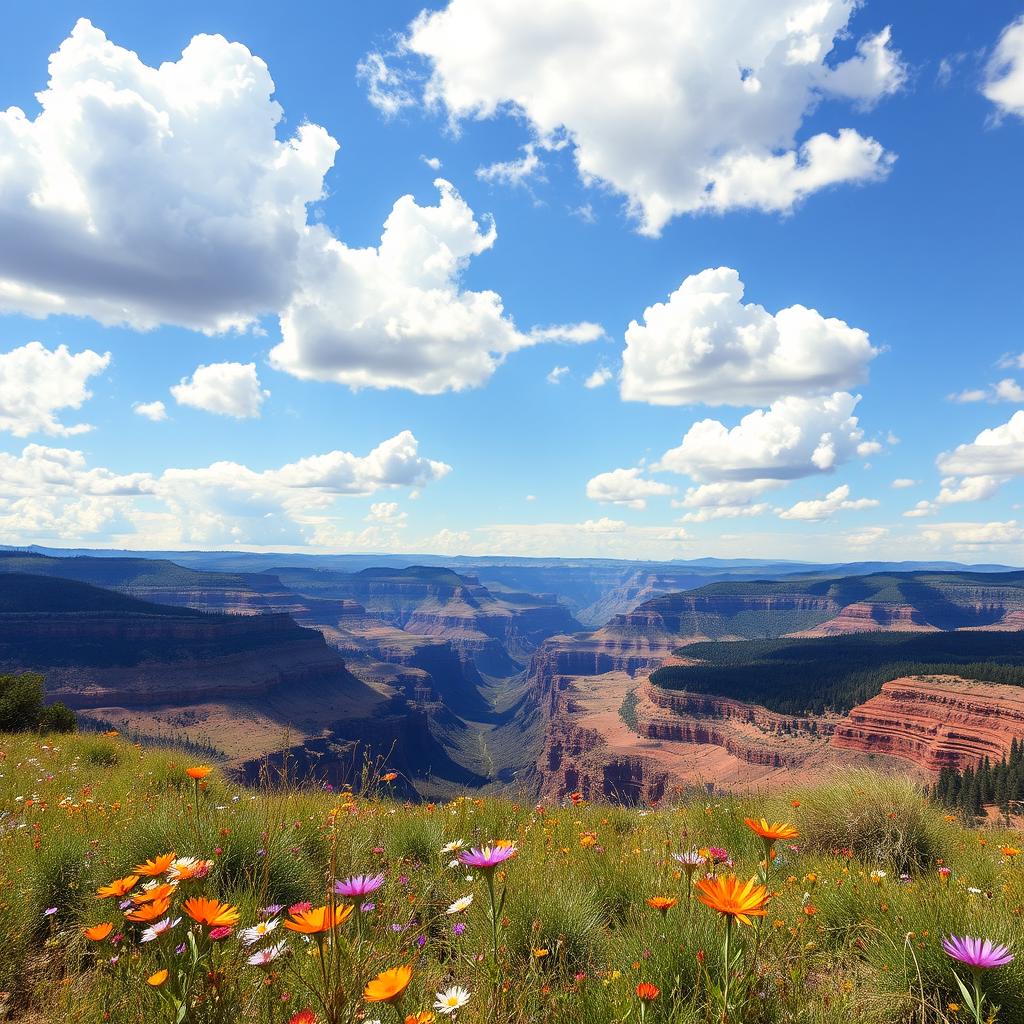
top-left (0, 0), bottom-right (1023, 562)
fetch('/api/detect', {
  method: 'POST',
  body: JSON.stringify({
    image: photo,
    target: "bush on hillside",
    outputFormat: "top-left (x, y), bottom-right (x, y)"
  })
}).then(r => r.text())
top-left (0, 671), bottom-right (75, 733)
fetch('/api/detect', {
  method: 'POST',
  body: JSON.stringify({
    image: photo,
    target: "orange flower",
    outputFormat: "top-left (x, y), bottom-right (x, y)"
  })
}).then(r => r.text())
top-left (695, 875), bottom-right (770, 926)
top-left (1000, 846), bottom-right (1021, 857)
top-left (186, 766), bottom-right (211, 780)
top-left (646, 896), bottom-right (678, 914)
top-left (289, 1013), bottom-right (317, 1024)
top-left (183, 897), bottom-right (240, 928)
top-left (364, 965), bottom-right (413, 1003)
top-left (405, 1014), bottom-right (435, 1024)
top-left (132, 883), bottom-right (176, 905)
top-left (381, 772), bottom-right (398, 783)
top-left (134, 852), bottom-right (176, 877)
top-left (83, 922), bottom-right (113, 941)
top-left (744, 818), bottom-right (799, 842)
top-left (283, 904), bottom-right (353, 934)
top-left (636, 982), bottom-right (660, 1001)
top-left (126, 897), bottom-right (171, 922)
top-left (97, 874), bottom-right (139, 899)
top-left (147, 969), bottom-right (168, 987)
top-left (803, 905), bottom-right (818, 916)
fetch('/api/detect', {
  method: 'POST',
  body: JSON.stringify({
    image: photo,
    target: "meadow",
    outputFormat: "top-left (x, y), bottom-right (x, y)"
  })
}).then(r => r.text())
top-left (1, 733), bottom-right (1022, 1024)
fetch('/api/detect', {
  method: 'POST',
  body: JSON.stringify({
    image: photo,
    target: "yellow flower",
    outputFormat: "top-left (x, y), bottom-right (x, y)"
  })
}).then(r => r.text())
top-left (364, 965), bottom-right (413, 1003)
top-left (185, 766), bottom-right (211, 780)
top-left (147, 969), bottom-right (168, 987)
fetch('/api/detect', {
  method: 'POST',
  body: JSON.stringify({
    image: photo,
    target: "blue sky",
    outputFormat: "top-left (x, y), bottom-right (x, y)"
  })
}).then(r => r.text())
top-left (1, 1), bottom-right (1023, 560)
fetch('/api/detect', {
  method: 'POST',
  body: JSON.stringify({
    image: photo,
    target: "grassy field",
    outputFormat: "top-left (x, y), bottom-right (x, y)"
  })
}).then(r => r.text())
top-left (1, 733), bottom-right (1022, 1023)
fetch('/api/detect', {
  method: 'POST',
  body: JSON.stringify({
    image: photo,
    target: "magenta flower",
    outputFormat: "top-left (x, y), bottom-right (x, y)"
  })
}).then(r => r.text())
top-left (333, 873), bottom-right (385, 898)
top-left (457, 845), bottom-right (517, 870)
top-left (941, 935), bottom-right (1014, 969)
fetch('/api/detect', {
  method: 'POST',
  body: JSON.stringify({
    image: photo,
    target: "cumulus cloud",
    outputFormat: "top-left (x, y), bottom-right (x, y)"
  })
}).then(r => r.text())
top-left (891, 478), bottom-right (918, 488)
top-left (0, 19), bottom-right (337, 332)
top-left (170, 362), bottom-right (269, 419)
top-left (0, 342), bottom-right (109, 436)
top-left (133, 400), bottom-right (167, 422)
top-left (845, 525), bottom-right (889, 548)
top-left (920, 521), bottom-right (1024, 551)
top-left (673, 479), bottom-right (784, 508)
top-left (463, 519), bottom-right (689, 558)
top-left (375, 0), bottom-right (904, 234)
top-left (270, 179), bottom-right (601, 393)
top-left (0, 432), bottom-right (450, 548)
top-left (983, 16), bottom-right (1024, 119)
top-left (0, 23), bottom-right (596, 396)
top-left (365, 501), bottom-right (407, 526)
top-left (935, 412), bottom-right (1024, 503)
top-left (477, 143), bottom-right (542, 186)
top-left (421, 154), bottom-right (442, 170)
top-left (777, 483), bottom-right (878, 521)
top-left (678, 503), bottom-right (770, 523)
top-left (546, 365), bottom-right (569, 384)
top-left (585, 467), bottom-right (674, 509)
top-left (903, 500), bottom-right (936, 519)
top-left (621, 268), bottom-right (877, 406)
top-left (584, 366), bottom-right (613, 389)
top-left (655, 392), bottom-right (869, 483)
top-left (949, 378), bottom-right (1024, 404)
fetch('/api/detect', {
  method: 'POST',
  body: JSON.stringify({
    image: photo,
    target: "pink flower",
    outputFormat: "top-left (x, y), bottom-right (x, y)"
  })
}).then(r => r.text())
top-left (209, 926), bottom-right (233, 941)
top-left (941, 935), bottom-right (1013, 969)
top-left (457, 845), bottom-right (517, 870)
top-left (334, 873), bottom-right (385, 898)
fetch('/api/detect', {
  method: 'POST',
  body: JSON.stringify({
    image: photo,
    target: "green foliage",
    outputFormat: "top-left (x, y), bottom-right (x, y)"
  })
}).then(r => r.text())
top-left (618, 688), bottom-right (639, 732)
top-left (933, 739), bottom-right (1024, 817)
top-left (0, 671), bottom-right (75, 733)
top-left (651, 631), bottom-right (1024, 714)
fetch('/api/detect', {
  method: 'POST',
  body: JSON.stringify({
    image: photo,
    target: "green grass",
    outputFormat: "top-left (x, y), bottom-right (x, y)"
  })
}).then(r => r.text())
top-left (1, 733), bottom-right (1022, 1023)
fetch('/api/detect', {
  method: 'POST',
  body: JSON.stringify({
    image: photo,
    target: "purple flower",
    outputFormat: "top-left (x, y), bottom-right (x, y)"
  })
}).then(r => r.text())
top-left (942, 935), bottom-right (1014, 969)
top-left (43, 907), bottom-right (58, 917)
top-left (334, 873), bottom-right (385, 898)
top-left (457, 845), bottom-right (517, 870)
top-left (360, 902), bottom-right (376, 913)
top-left (260, 904), bottom-right (284, 917)
top-left (452, 922), bottom-right (466, 937)
top-left (416, 935), bottom-right (427, 948)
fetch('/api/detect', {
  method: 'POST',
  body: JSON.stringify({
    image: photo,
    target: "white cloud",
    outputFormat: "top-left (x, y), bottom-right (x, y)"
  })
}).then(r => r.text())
top-left (477, 142), bottom-right (542, 186)
top-left (0, 342), bottom-right (109, 436)
top-left (270, 179), bottom-right (601, 393)
top-left (857, 440), bottom-right (883, 457)
top-left (381, 1), bottom-right (904, 234)
top-left (0, 19), bottom-right (338, 332)
top-left (365, 501), bottom-right (407, 526)
top-left (133, 400), bottom-right (167, 422)
top-left (903, 500), bottom-right (936, 519)
top-left (170, 362), bottom-right (269, 419)
top-left (546, 365), bottom-right (570, 384)
top-left (524, 494), bottom-right (536, 502)
top-left (655, 392), bottom-right (868, 483)
top-left (679, 503), bottom-right (770, 523)
top-left (920, 521), bottom-right (1024, 551)
top-left (673, 479), bottom-right (783, 508)
top-left (998, 352), bottom-right (1024, 370)
top-left (620, 268), bottom-right (877, 406)
top-left (584, 366), bottom-right (613, 389)
top-left (421, 154), bottom-right (442, 170)
top-left (845, 525), bottom-right (889, 548)
top-left (983, 16), bottom-right (1024, 119)
top-left (0, 23), bottom-right (596, 397)
top-left (460, 519), bottom-right (689, 558)
top-left (949, 388), bottom-right (989, 403)
top-left (949, 378), bottom-right (1024, 404)
top-left (585, 467), bottom-right (674, 509)
top-left (891, 477), bottom-right (917, 489)
top-left (935, 411), bottom-right (1024, 504)
top-left (777, 483), bottom-right (878, 521)
top-left (0, 432), bottom-right (450, 548)
top-left (357, 51), bottom-right (417, 117)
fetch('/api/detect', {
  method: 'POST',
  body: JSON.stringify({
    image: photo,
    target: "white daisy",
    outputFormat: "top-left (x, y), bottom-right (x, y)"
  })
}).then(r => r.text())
top-left (434, 985), bottom-right (471, 1014)
top-left (247, 940), bottom-right (288, 966)
top-left (140, 917), bottom-right (180, 943)
top-left (440, 839), bottom-right (465, 855)
top-left (239, 918), bottom-right (280, 946)
top-left (445, 894), bottom-right (473, 915)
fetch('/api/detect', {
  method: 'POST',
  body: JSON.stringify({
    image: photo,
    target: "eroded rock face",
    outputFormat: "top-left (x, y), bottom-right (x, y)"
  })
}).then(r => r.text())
top-left (831, 675), bottom-right (1024, 770)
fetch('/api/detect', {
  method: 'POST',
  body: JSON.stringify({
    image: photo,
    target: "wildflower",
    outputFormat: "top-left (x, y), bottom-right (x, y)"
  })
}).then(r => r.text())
top-left (457, 845), bottom-right (517, 870)
top-left (744, 819), bottom-right (799, 842)
top-left (83, 922), bottom-right (113, 941)
top-left (248, 941), bottom-right (288, 966)
top-left (364, 965), bottom-right (413, 1004)
top-left (283, 905), bottom-right (353, 934)
top-left (636, 983), bottom-right (660, 1001)
top-left (646, 896), bottom-right (678, 915)
top-left (168, 857), bottom-right (213, 882)
top-left (97, 874), bottom-right (139, 899)
top-left (939, 867), bottom-right (953, 882)
top-left (941, 936), bottom-right (1014, 969)
top-left (185, 766), bottom-right (211, 780)
top-left (452, 922), bottom-right (466, 937)
top-left (440, 840), bottom-right (464, 855)
top-left (533, 947), bottom-right (549, 958)
top-left (183, 897), bottom-right (241, 929)
top-left (288, 1011), bottom-right (316, 1024)
top-left (673, 850), bottom-right (705, 868)
top-left (132, 883), bottom-right (176, 905)
top-left (334, 874), bottom-right (385, 898)
top-left (126, 898), bottom-right (171, 923)
top-left (133, 852), bottom-right (176, 876)
top-left (141, 917), bottom-right (180, 942)
top-left (406, 1013), bottom-right (435, 1024)
top-left (209, 926), bottom-right (233, 941)
top-left (382, 772), bottom-right (399, 782)
top-left (240, 919), bottom-right (280, 945)
top-left (446, 895), bottom-right (473, 915)
top-left (261, 904), bottom-right (284, 917)
top-left (433, 986), bottom-right (471, 1015)
top-left (147, 969), bottom-right (168, 987)
top-left (1000, 846), bottom-right (1021, 858)
top-left (695, 875), bottom-right (770, 926)
top-left (870, 870), bottom-right (887, 883)
top-left (43, 907), bottom-right (57, 917)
